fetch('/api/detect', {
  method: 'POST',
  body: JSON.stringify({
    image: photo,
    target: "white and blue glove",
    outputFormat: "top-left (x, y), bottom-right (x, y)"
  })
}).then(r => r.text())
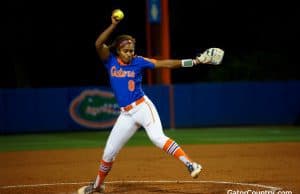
top-left (196, 48), bottom-right (224, 65)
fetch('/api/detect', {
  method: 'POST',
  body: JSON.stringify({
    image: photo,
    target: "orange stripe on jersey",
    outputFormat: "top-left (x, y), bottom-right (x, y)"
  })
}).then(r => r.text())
top-left (145, 101), bottom-right (155, 123)
top-left (117, 57), bottom-right (128, 66)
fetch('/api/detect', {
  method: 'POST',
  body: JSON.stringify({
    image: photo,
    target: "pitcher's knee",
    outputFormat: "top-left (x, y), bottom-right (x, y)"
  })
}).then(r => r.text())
top-left (149, 135), bottom-right (168, 149)
top-left (102, 145), bottom-right (117, 162)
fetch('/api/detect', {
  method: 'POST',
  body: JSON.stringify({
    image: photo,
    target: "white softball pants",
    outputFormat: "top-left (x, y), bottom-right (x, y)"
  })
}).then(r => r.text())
top-left (102, 96), bottom-right (169, 162)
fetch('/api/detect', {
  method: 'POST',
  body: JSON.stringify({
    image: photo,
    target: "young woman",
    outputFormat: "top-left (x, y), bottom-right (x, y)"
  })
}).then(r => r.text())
top-left (78, 10), bottom-right (223, 194)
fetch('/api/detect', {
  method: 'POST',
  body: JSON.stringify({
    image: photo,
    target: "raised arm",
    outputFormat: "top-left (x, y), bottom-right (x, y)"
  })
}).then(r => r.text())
top-left (95, 15), bottom-right (121, 61)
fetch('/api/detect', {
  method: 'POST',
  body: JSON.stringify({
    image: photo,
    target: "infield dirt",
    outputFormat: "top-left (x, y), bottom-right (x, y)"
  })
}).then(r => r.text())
top-left (0, 142), bottom-right (299, 193)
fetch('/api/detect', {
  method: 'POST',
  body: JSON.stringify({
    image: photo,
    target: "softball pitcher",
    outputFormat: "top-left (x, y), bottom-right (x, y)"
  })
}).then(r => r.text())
top-left (78, 10), bottom-right (224, 194)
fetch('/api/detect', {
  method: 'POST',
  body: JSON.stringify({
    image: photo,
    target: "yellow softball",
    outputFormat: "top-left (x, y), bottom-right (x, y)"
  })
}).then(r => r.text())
top-left (112, 9), bottom-right (124, 21)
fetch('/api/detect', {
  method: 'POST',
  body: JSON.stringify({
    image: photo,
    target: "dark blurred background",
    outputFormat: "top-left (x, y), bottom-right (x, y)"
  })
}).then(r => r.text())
top-left (2, 0), bottom-right (299, 88)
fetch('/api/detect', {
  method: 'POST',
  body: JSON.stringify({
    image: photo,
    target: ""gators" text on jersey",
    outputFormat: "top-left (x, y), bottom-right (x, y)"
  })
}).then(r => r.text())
top-left (104, 53), bottom-right (155, 107)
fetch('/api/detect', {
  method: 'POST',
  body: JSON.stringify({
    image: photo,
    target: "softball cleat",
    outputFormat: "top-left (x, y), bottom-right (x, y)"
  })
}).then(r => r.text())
top-left (77, 183), bottom-right (105, 194)
top-left (187, 162), bottom-right (202, 178)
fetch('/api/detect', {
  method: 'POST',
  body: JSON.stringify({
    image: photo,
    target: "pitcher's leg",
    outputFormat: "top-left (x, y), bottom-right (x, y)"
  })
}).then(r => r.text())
top-left (94, 112), bottom-right (139, 189)
top-left (135, 98), bottom-right (202, 178)
top-left (102, 113), bottom-right (139, 162)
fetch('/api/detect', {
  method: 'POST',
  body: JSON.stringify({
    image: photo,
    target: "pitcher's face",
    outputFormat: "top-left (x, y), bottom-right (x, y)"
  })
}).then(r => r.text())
top-left (118, 41), bottom-right (135, 64)
top-left (117, 39), bottom-right (135, 64)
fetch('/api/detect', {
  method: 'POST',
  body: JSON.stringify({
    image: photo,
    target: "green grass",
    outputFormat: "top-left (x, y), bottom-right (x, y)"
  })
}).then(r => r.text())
top-left (0, 126), bottom-right (300, 152)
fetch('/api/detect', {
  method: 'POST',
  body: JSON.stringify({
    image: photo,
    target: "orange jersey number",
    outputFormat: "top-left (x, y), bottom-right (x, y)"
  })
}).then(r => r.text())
top-left (128, 80), bottom-right (135, 91)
